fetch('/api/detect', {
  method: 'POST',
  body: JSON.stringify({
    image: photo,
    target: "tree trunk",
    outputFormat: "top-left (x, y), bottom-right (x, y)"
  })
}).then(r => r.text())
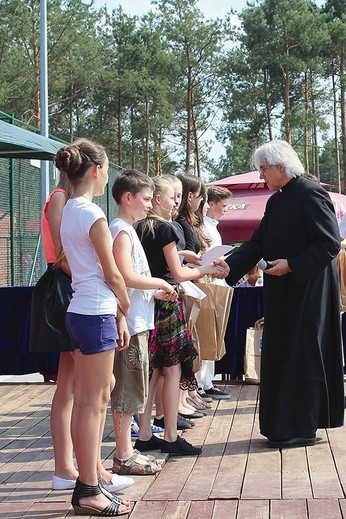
top-left (69, 76), bottom-right (74, 142)
top-left (263, 68), bottom-right (273, 141)
top-left (145, 96), bottom-right (150, 176)
top-left (304, 71), bottom-right (309, 173)
top-left (185, 63), bottom-right (193, 174)
top-left (191, 100), bottom-right (201, 177)
top-left (32, 17), bottom-right (40, 128)
top-left (340, 52), bottom-right (346, 192)
top-left (153, 128), bottom-right (163, 176)
top-left (310, 72), bottom-right (319, 179)
top-left (283, 64), bottom-right (291, 144)
top-left (117, 90), bottom-right (122, 166)
top-left (130, 106), bottom-right (135, 169)
top-left (332, 71), bottom-right (341, 193)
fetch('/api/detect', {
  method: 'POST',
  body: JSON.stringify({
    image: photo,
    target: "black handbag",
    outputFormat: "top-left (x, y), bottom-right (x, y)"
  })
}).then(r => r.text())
top-left (29, 265), bottom-right (73, 352)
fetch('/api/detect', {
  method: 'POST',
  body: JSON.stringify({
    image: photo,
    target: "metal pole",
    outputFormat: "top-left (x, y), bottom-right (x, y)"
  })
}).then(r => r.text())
top-left (39, 0), bottom-right (49, 276)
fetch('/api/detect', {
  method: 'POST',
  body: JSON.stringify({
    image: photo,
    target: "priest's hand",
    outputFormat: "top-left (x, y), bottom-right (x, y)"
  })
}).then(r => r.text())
top-left (265, 259), bottom-right (291, 276)
top-left (213, 259), bottom-right (230, 278)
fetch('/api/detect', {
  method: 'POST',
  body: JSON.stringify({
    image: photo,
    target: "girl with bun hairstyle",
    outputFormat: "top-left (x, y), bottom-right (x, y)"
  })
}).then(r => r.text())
top-left (58, 139), bottom-right (131, 516)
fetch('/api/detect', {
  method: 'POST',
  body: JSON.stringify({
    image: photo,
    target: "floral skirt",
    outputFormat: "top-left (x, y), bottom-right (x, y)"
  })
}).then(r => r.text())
top-left (149, 298), bottom-right (198, 390)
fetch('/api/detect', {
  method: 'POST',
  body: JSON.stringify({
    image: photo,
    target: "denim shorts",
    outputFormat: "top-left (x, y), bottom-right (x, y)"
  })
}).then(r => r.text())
top-left (111, 331), bottom-right (149, 414)
top-left (65, 312), bottom-right (118, 355)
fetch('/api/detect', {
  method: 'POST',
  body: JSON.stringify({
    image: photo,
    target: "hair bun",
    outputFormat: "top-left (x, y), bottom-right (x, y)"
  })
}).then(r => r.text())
top-left (55, 145), bottom-right (82, 176)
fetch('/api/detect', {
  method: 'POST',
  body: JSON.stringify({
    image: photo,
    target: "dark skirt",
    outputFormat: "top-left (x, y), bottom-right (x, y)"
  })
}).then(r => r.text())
top-left (29, 265), bottom-right (73, 352)
top-left (149, 298), bottom-right (198, 390)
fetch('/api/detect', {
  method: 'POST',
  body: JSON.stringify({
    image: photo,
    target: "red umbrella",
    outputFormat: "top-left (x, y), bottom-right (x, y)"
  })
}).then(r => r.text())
top-left (208, 173), bottom-right (346, 244)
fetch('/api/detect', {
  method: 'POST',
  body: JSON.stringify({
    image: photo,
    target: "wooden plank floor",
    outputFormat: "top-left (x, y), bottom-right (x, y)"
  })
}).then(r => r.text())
top-left (0, 381), bottom-right (345, 518)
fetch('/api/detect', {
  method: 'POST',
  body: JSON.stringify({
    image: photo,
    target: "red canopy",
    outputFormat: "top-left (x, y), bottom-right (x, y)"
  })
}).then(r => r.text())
top-left (211, 171), bottom-right (267, 190)
top-left (208, 173), bottom-right (346, 244)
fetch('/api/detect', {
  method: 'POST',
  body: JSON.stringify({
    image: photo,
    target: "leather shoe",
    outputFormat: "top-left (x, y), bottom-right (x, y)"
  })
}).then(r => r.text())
top-left (267, 435), bottom-right (316, 448)
top-left (178, 410), bottom-right (204, 419)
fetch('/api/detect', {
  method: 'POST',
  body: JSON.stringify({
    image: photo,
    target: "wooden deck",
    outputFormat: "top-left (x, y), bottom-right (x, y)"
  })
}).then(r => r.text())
top-left (0, 381), bottom-right (345, 519)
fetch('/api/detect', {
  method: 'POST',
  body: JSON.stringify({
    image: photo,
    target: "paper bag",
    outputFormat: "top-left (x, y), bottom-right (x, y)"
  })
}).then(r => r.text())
top-left (193, 283), bottom-right (233, 361)
top-left (244, 318), bottom-right (264, 384)
top-left (337, 250), bottom-right (346, 312)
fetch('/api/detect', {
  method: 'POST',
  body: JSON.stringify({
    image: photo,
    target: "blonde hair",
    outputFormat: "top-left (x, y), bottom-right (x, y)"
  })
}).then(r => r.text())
top-left (137, 176), bottom-right (174, 238)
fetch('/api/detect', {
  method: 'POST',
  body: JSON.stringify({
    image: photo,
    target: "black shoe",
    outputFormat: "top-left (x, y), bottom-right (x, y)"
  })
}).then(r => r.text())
top-left (204, 386), bottom-right (230, 400)
top-left (153, 416), bottom-right (165, 429)
top-left (179, 411), bottom-right (204, 419)
top-left (197, 387), bottom-right (213, 403)
top-left (134, 435), bottom-right (164, 452)
top-left (160, 436), bottom-right (202, 456)
top-left (177, 414), bottom-right (195, 428)
top-left (267, 435), bottom-right (316, 448)
top-left (154, 415), bottom-right (195, 430)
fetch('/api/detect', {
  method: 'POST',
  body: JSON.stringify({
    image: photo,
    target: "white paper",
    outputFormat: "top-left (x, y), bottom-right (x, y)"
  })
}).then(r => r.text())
top-left (187, 245), bottom-right (234, 267)
top-left (179, 280), bottom-right (207, 299)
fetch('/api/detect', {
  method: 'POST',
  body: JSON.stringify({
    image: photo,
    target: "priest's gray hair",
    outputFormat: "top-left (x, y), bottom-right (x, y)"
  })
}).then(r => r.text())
top-left (252, 140), bottom-right (305, 178)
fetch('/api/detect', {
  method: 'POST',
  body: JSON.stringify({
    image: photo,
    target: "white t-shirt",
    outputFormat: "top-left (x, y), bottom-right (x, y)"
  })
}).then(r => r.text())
top-left (237, 277), bottom-right (263, 287)
top-left (202, 215), bottom-right (222, 248)
top-left (109, 218), bottom-right (155, 336)
top-left (61, 197), bottom-right (117, 315)
top-left (202, 215), bottom-right (227, 286)
top-left (339, 212), bottom-right (346, 239)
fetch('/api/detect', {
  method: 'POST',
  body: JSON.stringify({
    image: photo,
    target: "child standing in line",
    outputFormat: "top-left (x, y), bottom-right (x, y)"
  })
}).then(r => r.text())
top-left (197, 186), bottom-right (232, 401)
top-left (152, 174), bottom-right (201, 431)
top-left (59, 138), bottom-right (131, 516)
top-left (109, 169), bottom-right (177, 476)
top-left (135, 176), bottom-right (227, 456)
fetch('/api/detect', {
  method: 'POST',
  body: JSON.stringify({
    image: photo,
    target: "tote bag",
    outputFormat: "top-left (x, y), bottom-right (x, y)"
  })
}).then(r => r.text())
top-left (244, 317), bottom-right (264, 384)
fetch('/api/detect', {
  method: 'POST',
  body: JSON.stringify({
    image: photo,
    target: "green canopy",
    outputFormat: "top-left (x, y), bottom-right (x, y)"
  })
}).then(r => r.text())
top-left (0, 120), bottom-right (63, 160)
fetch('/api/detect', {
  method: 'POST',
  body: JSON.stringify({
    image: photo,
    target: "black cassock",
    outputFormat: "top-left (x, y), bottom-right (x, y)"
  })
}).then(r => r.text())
top-left (226, 176), bottom-right (345, 441)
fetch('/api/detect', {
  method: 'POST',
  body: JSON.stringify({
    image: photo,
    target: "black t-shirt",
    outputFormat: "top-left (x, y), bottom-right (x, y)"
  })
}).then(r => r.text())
top-left (176, 217), bottom-right (201, 254)
top-left (172, 220), bottom-right (186, 253)
top-left (136, 219), bottom-right (179, 285)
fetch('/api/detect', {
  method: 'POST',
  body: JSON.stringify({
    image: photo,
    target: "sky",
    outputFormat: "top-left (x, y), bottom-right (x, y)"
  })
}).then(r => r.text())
top-left (94, 0), bottom-right (324, 19)
top-left (94, 0), bottom-right (249, 19)
top-left (92, 0), bottom-right (325, 170)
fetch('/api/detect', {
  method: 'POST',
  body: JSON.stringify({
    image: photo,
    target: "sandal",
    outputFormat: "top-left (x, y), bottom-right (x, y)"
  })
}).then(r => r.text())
top-left (186, 397), bottom-right (208, 411)
top-left (133, 449), bottom-right (164, 467)
top-left (189, 394), bottom-right (212, 409)
top-left (72, 478), bottom-right (130, 516)
top-left (112, 450), bottom-right (162, 476)
top-left (98, 480), bottom-right (131, 507)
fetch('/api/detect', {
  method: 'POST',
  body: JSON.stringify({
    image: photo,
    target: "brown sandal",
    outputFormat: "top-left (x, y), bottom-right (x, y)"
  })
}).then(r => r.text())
top-left (112, 450), bottom-right (162, 476)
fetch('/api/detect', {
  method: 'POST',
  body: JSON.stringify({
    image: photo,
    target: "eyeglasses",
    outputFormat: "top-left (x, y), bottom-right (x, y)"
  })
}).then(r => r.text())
top-left (259, 164), bottom-right (280, 175)
top-left (259, 165), bottom-right (271, 175)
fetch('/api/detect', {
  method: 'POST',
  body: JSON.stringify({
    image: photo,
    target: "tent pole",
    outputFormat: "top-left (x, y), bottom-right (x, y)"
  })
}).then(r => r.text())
top-left (39, 0), bottom-right (49, 277)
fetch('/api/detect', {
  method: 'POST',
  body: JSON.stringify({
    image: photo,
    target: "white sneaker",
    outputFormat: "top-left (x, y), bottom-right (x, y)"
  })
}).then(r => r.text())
top-left (51, 475), bottom-right (76, 490)
top-left (102, 473), bottom-right (134, 492)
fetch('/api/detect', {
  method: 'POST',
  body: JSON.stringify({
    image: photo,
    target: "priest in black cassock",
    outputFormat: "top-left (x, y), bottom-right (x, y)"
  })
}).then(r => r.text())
top-left (223, 140), bottom-right (345, 448)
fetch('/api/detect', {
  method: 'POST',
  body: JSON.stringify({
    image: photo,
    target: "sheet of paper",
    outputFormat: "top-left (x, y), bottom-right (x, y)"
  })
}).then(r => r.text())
top-left (179, 280), bottom-right (207, 299)
top-left (188, 245), bottom-right (234, 267)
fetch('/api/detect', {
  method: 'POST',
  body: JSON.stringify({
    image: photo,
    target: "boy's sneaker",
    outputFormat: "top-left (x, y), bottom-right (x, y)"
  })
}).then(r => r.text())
top-left (197, 387), bottom-right (213, 403)
top-left (204, 386), bottom-right (230, 400)
top-left (151, 424), bottom-right (165, 436)
top-left (131, 417), bottom-right (140, 437)
top-left (161, 436), bottom-right (202, 456)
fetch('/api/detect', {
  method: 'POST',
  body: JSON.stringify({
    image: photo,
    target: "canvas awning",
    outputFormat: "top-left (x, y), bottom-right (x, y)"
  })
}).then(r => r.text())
top-left (0, 120), bottom-right (63, 160)
top-left (209, 173), bottom-right (346, 243)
